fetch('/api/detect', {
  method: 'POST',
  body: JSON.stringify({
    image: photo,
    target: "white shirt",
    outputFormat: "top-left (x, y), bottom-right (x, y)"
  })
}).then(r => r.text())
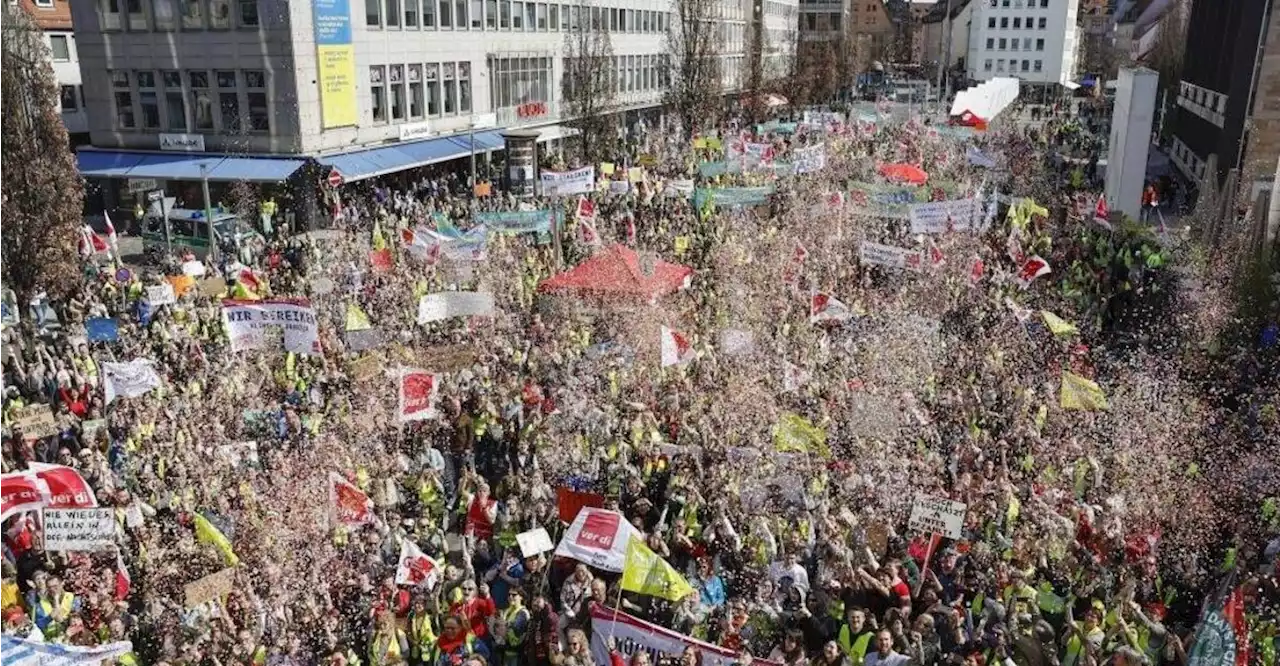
top-left (864, 650), bottom-right (909, 666)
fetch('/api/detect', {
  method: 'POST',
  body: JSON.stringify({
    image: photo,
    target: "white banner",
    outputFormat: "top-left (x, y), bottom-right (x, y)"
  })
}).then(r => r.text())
top-left (908, 495), bottom-right (968, 539)
top-left (859, 241), bottom-right (923, 272)
top-left (417, 292), bottom-right (495, 324)
top-left (540, 166), bottom-right (596, 196)
top-left (1, 635), bottom-right (133, 666)
top-left (101, 359), bottom-right (163, 404)
top-left (145, 283), bottom-right (176, 306)
top-left (42, 507), bottom-right (116, 551)
top-left (589, 605), bottom-right (783, 666)
top-left (909, 198), bottom-right (980, 234)
top-left (794, 144), bottom-right (827, 174)
top-left (222, 299), bottom-right (320, 354)
top-left (553, 507), bottom-right (640, 572)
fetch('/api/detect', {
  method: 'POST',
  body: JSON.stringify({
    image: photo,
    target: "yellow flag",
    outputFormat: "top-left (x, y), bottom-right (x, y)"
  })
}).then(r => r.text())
top-left (345, 303), bottom-right (372, 332)
top-left (194, 513), bottom-right (240, 567)
top-left (1060, 372), bottom-right (1108, 411)
top-left (772, 412), bottom-right (830, 457)
top-left (372, 219), bottom-right (387, 251)
top-left (1020, 199), bottom-right (1049, 219)
top-left (674, 236), bottom-right (690, 256)
top-left (1040, 311), bottom-right (1078, 336)
top-left (622, 537), bottom-right (695, 601)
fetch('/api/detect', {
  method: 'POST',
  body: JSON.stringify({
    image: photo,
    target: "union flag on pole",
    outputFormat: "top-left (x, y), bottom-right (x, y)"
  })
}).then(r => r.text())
top-left (1093, 194), bottom-right (1112, 230)
top-left (810, 291), bottom-right (852, 324)
top-left (1016, 255), bottom-right (1052, 288)
top-left (659, 325), bottom-right (694, 367)
top-left (577, 197), bottom-right (600, 246)
top-left (395, 539), bottom-right (441, 588)
top-left (398, 369), bottom-right (440, 422)
top-left (329, 471), bottom-right (375, 526)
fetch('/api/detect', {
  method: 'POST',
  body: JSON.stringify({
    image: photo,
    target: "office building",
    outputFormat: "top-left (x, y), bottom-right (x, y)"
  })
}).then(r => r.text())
top-left (1168, 0), bottom-right (1279, 193)
top-left (12, 0), bottom-right (87, 142)
top-left (70, 0), bottom-right (693, 215)
top-left (965, 0), bottom-right (1081, 90)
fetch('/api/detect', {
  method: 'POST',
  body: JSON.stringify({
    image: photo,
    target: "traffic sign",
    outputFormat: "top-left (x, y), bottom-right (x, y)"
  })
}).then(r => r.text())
top-left (327, 168), bottom-right (344, 188)
top-left (147, 190), bottom-right (163, 202)
top-left (114, 268), bottom-right (132, 284)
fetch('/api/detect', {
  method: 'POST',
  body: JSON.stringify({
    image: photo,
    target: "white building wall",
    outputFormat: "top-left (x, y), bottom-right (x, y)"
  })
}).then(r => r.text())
top-left (966, 0), bottom-right (1080, 85)
top-left (44, 29), bottom-right (87, 135)
top-left (1105, 67), bottom-right (1158, 220)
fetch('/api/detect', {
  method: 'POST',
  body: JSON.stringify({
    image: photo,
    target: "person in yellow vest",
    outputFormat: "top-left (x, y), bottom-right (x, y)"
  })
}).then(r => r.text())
top-left (30, 575), bottom-right (79, 638)
top-left (492, 589), bottom-right (530, 666)
top-left (1062, 599), bottom-right (1106, 666)
top-left (434, 614), bottom-right (489, 666)
top-left (408, 596), bottom-right (440, 665)
top-left (838, 607), bottom-right (876, 666)
top-left (370, 610), bottom-right (411, 666)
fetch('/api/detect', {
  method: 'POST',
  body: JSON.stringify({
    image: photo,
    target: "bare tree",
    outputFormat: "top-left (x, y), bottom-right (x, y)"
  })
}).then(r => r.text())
top-left (789, 39), bottom-right (843, 106)
top-left (2, 6), bottom-right (84, 304)
top-left (562, 3), bottom-right (619, 164)
top-left (1142, 0), bottom-right (1188, 96)
top-left (664, 0), bottom-right (723, 139)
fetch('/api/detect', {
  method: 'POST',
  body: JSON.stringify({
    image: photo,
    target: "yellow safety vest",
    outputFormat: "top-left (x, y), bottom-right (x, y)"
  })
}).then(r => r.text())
top-left (838, 627), bottom-right (873, 666)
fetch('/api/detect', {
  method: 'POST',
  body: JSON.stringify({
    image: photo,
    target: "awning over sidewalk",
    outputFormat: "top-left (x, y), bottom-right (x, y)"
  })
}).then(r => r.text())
top-left (76, 150), bottom-right (307, 182)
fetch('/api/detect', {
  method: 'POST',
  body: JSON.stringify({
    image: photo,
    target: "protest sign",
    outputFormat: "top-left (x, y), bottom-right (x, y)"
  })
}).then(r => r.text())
top-left (349, 355), bottom-right (384, 383)
top-left (217, 441), bottom-right (261, 469)
top-left (590, 605), bottom-right (782, 666)
top-left (693, 186), bottom-right (775, 208)
top-left (794, 144), bottom-right (827, 174)
top-left (181, 260), bottom-right (207, 277)
top-left (516, 527), bottom-right (555, 557)
top-left (0, 635), bottom-right (134, 666)
top-left (397, 369), bottom-right (440, 422)
top-left (908, 495), bottom-right (967, 539)
top-left (199, 277), bottom-right (227, 298)
top-left (557, 487), bottom-right (605, 523)
top-left (184, 567), bottom-right (237, 608)
top-left (859, 241), bottom-right (923, 272)
top-left (222, 299), bottom-right (320, 354)
top-left (909, 198), bottom-right (980, 234)
top-left (86, 317), bottom-right (119, 342)
top-left (42, 508), bottom-right (116, 551)
top-left (417, 292), bottom-right (495, 324)
top-left (474, 210), bottom-right (558, 236)
top-left (540, 166), bottom-right (595, 196)
top-left (10, 405), bottom-right (58, 438)
top-left (145, 283), bottom-right (176, 306)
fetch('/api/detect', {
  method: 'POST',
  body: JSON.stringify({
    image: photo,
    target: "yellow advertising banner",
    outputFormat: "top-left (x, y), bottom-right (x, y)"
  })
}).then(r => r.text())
top-left (313, 0), bottom-right (358, 129)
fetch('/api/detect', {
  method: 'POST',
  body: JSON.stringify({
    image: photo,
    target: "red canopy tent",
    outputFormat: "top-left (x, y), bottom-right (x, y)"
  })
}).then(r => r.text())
top-left (878, 163), bottom-right (929, 185)
top-left (538, 244), bottom-right (693, 302)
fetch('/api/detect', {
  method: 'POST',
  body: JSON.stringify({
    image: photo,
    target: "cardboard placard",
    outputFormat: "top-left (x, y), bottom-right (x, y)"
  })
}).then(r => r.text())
top-left (349, 355), bottom-right (384, 382)
top-left (199, 277), bottom-right (227, 298)
top-left (184, 567), bottom-right (237, 608)
top-left (908, 495), bottom-right (967, 539)
top-left (42, 508), bottom-right (116, 552)
top-left (516, 527), bottom-right (555, 557)
top-left (11, 405), bottom-right (59, 438)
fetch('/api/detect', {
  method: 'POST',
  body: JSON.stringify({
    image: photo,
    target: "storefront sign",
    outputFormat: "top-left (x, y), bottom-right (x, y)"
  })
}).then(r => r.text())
top-left (399, 121), bottom-right (432, 141)
top-left (159, 133), bottom-right (205, 152)
top-left (516, 101), bottom-right (548, 119)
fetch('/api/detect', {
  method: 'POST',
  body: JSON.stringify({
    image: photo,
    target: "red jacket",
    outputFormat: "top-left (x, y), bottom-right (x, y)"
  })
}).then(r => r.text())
top-left (450, 596), bottom-right (496, 639)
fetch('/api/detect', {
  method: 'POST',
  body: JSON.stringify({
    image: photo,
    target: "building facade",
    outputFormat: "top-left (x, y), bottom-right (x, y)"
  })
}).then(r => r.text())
top-left (13, 0), bottom-right (87, 141)
top-left (921, 0), bottom-right (974, 86)
top-left (1168, 0), bottom-right (1279, 191)
top-left (964, 0), bottom-right (1081, 87)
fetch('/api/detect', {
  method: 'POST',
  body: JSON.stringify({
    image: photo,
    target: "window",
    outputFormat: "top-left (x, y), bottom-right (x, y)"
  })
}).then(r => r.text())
top-left (216, 69), bottom-right (240, 130)
top-left (101, 0), bottom-right (123, 29)
top-left (591, 5), bottom-right (599, 28)
top-left (244, 69), bottom-right (268, 130)
top-left (112, 71), bottom-right (135, 129)
top-left (470, 0), bottom-right (481, 26)
top-left (189, 71), bottom-right (213, 128)
top-left (1037, 16), bottom-right (1045, 28)
top-left (524, 2), bottom-right (534, 28)
top-left (1033, 59), bottom-right (1042, 71)
top-left (153, 0), bottom-right (177, 29)
top-left (559, 3), bottom-right (568, 28)
top-left (987, 16), bottom-right (995, 28)
top-left (366, 0), bottom-right (380, 25)
top-left (59, 85), bottom-right (78, 111)
top-left (48, 35), bottom-right (70, 61)
top-left (608, 6), bottom-right (617, 30)
top-left (137, 70), bottom-right (160, 128)
top-left (389, 65), bottom-right (405, 120)
top-left (487, 0), bottom-right (496, 27)
top-left (500, 0), bottom-right (509, 26)
top-left (426, 63), bottom-right (440, 114)
top-left (370, 65), bottom-right (386, 121)
top-left (408, 64), bottom-right (424, 117)
top-left (458, 0), bottom-right (468, 28)
top-left (1010, 38), bottom-right (1018, 50)
top-left (569, 4), bottom-right (577, 29)
top-left (162, 70), bottom-right (186, 130)
top-left (1001, 0), bottom-right (1008, 5)
top-left (239, 0), bottom-right (258, 25)
top-left (1012, 17), bottom-right (1020, 28)
top-left (182, 0), bottom-right (203, 28)
top-left (443, 62), bottom-right (456, 113)
top-left (537, 1), bottom-right (546, 28)
top-left (424, 0), bottom-right (436, 26)
top-left (405, 0), bottom-right (418, 24)
top-left (490, 55), bottom-right (550, 112)
top-left (1025, 15), bottom-right (1032, 28)
top-left (549, 2), bottom-right (558, 28)
top-left (996, 58), bottom-right (1005, 71)
top-left (511, 0), bottom-right (521, 26)
top-left (126, 0), bottom-right (146, 29)
top-left (999, 17), bottom-right (1007, 27)
top-left (985, 37), bottom-right (994, 49)
top-left (384, 0), bottom-right (399, 25)
top-left (458, 61), bottom-right (471, 112)
top-left (208, 0), bottom-right (232, 27)
top-left (1021, 59), bottom-right (1029, 71)
top-left (983, 58), bottom-right (993, 71)
top-left (998, 38), bottom-right (1005, 49)
top-left (1039, 0), bottom-right (1046, 6)
top-left (1035, 37), bottom-right (1044, 50)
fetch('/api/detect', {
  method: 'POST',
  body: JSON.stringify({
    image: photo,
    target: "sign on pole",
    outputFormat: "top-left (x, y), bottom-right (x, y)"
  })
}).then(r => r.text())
top-left (327, 168), bottom-right (344, 188)
top-left (42, 508), bottom-right (116, 551)
top-left (907, 495), bottom-right (967, 539)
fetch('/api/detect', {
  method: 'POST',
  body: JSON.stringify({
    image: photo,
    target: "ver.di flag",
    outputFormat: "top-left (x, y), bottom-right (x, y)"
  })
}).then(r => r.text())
top-left (101, 359), bottom-right (163, 404)
top-left (622, 536), bottom-right (695, 601)
top-left (395, 539), bottom-right (441, 588)
top-left (810, 291), bottom-right (852, 324)
top-left (660, 326), bottom-right (694, 367)
top-left (398, 369), bottom-right (440, 422)
top-left (329, 471), bottom-right (375, 526)
top-left (1016, 255), bottom-right (1052, 288)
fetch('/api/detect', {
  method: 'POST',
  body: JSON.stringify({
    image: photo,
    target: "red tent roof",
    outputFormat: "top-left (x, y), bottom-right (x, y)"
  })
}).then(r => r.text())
top-left (538, 244), bottom-right (693, 300)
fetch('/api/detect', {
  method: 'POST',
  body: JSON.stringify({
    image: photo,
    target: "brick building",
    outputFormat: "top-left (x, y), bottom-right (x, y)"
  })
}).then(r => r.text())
top-left (12, 0), bottom-right (87, 142)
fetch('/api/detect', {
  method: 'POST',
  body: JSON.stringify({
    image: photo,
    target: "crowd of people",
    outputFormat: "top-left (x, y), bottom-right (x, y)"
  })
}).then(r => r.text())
top-left (2, 101), bottom-right (1277, 666)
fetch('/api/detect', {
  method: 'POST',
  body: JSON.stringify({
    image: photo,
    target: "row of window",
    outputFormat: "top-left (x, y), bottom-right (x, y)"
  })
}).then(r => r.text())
top-left (99, 0), bottom-right (260, 32)
top-left (984, 36), bottom-right (1046, 51)
top-left (1176, 81), bottom-right (1226, 129)
top-left (982, 58), bottom-right (1043, 73)
top-left (986, 15), bottom-right (1049, 29)
top-left (48, 34), bottom-right (72, 61)
top-left (989, 0), bottom-right (1050, 7)
top-left (369, 62), bottom-right (472, 124)
top-left (111, 69), bottom-right (269, 133)
top-left (364, 0), bottom-right (670, 33)
top-left (60, 85), bottom-right (85, 112)
top-left (1169, 137), bottom-right (1207, 182)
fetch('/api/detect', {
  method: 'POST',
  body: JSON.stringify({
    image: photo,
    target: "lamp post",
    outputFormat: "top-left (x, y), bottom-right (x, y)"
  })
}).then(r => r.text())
top-left (199, 163), bottom-right (217, 262)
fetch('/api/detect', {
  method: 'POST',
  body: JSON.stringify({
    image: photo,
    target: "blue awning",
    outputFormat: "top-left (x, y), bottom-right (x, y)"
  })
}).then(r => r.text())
top-left (205, 156), bottom-right (307, 182)
top-left (318, 133), bottom-right (501, 182)
top-left (77, 151), bottom-right (145, 177)
top-left (76, 150), bottom-right (305, 182)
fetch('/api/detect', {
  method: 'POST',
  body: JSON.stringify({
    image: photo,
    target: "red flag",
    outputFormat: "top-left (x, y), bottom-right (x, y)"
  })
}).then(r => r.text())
top-left (557, 487), bottom-right (605, 523)
top-left (237, 268), bottom-right (262, 293)
top-left (395, 539), bottom-right (440, 588)
top-left (114, 549), bottom-right (132, 601)
top-left (810, 292), bottom-right (852, 323)
top-left (1016, 255), bottom-right (1052, 288)
top-left (928, 241), bottom-right (945, 267)
top-left (369, 248), bottom-right (393, 272)
top-left (329, 472), bottom-right (375, 526)
top-left (1093, 194), bottom-right (1112, 229)
top-left (0, 473), bottom-right (48, 521)
top-left (660, 325), bottom-right (694, 367)
top-left (969, 257), bottom-right (985, 283)
top-left (397, 369), bottom-right (439, 422)
top-left (27, 463), bottom-right (98, 509)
